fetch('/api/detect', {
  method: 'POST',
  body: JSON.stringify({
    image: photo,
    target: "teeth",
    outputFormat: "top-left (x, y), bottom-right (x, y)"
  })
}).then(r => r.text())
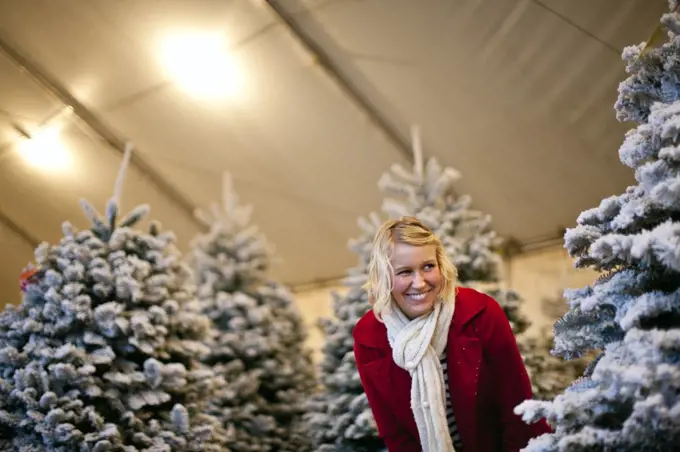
top-left (408, 291), bottom-right (429, 301)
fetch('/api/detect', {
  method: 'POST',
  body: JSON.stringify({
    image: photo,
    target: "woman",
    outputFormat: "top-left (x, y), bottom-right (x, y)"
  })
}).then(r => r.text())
top-left (353, 217), bottom-right (551, 452)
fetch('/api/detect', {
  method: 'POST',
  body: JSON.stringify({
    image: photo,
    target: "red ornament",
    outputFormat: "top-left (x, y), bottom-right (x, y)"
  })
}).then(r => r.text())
top-left (19, 264), bottom-right (41, 292)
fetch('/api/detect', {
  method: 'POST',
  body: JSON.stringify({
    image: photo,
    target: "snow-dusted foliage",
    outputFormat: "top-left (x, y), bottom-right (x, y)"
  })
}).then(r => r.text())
top-left (190, 174), bottom-right (315, 452)
top-left (304, 213), bottom-right (387, 452)
top-left (379, 144), bottom-right (502, 283)
top-left (521, 330), bottom-right (589, 402)
top-left (0, 149), bottom-right (226, 451)
top-left (515, 4), bottom-right (680, 450)
top-left (520, 296), bottom-right (590, 401)
top-left (305, 128), bottom-right (536, 451)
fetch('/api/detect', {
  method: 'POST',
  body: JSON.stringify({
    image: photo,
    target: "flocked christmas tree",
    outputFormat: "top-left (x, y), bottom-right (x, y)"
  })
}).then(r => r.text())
top-left (0, 145), bottom-right (227, 451)
top-left (305, 127), bottom-right (537, 451)
top-left (190, 173), bottom-right (316, 452)
top-left (515, 3), bottom-right (680, 449)
top-left (521, 329), bottom-right (589, 401)
top-left (516, 294), bottom-right (589, 401)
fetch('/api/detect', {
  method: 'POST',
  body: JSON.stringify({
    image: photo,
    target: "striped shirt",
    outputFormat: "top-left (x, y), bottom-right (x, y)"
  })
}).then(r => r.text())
top-left (441, 354), bottom-right (464, 450)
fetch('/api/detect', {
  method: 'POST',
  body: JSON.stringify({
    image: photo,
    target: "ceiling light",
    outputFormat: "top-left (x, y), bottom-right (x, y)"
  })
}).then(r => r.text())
top-left (17, 124), bottom-right (73, 173)
top-left (160, 31), bottom-right (245, 100)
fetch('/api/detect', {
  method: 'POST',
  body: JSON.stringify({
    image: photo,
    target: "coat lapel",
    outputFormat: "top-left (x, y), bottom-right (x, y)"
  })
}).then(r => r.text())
top-left (445, 289), bottom-right (486, 451)
top-left (353, 314), bottom-right (420, 438)
top-left (357, 357), bottom-right (420, 440)
top-left (446, 335), bottom-right (482, 450)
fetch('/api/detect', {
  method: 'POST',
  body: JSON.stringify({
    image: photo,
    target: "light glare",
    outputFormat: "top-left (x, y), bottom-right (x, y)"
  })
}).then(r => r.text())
top-left (18, 125), bottom-right (72, 173)
top-left (160, 31), bottom-right (244, 100)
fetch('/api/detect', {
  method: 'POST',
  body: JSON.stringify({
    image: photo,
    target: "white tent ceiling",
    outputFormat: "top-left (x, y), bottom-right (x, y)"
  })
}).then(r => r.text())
top-left (0, 0), bottom-right (667, 302)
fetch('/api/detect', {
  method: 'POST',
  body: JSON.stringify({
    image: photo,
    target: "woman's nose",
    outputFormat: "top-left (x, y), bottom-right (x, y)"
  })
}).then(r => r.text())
top-left (411, 272), bottom-right (426, 288)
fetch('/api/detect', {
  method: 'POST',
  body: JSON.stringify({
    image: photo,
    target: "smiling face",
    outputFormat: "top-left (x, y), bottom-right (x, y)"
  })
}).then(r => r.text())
top-left (390, 242), bottom-right (442, 319)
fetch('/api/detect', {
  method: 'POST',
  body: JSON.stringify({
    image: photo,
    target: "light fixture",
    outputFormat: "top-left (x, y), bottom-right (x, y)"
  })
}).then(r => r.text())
top-left (16, 123), bottom-right (73, 173)
top-left (159, 31), bottom-right (245, 100)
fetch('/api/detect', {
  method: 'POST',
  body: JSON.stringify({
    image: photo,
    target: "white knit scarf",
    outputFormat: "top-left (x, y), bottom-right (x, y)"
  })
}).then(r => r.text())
top-left (383, 297), bottom-right (456, 452)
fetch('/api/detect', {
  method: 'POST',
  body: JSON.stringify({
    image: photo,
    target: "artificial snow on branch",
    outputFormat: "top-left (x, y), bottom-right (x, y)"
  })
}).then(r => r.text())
top-left (190, 172), bottom-right (315, 452)
top-left (0, 146), bottom-right (227, 450)
top-left (515, 3), bottom-right (680, 449)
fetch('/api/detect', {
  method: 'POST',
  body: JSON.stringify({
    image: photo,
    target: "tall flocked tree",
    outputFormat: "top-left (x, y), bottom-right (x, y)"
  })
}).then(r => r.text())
top-left (304, 220), bottom-right (383, 452)
top-left (0, 145), bottom-right (227, 451)
top-left (378, 128), bottom-right (531, 338)
top-left (305, 128), bottom-right (536, 451)
top-left (190, 174), bottom-right (316, 452)
top-left (515, 3), bottom-right (680, 449)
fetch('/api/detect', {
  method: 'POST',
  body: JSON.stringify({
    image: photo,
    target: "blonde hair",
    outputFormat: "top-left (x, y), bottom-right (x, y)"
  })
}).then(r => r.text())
top-left (364, 216), bottom-right (458, 320)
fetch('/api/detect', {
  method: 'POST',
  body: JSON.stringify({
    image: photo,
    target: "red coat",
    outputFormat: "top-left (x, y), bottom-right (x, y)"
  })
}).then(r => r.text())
top-left (353, 287), bottom-right (551, 452)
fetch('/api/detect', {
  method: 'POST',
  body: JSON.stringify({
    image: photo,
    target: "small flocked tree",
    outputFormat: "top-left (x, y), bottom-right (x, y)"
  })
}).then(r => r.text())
top-left (190, 174), bottom-right (316, 452)
top-left (0, 145), bottom-right (226, 451)
top-left (305, 128), bottom-right (537, 451)
top-left (519, 318), bottom-right (587, 400)
top-left (304, 217), bottom-right (384, 452)
top-left (515, 3), bottom-right (680, 449)
top-left (515, 294), bottom-right (590, 401)
top-left (521, 329), bottom-right (588, 402)
top-left (521, 293), bottom-right (590, 401)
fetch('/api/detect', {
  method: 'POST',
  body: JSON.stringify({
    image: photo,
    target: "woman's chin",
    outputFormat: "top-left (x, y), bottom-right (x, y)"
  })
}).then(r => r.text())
top-left (404, 300), bottom-right (435, 318)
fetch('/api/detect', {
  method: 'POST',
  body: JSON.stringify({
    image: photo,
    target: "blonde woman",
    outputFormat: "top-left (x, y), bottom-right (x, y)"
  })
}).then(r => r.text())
top-left (353, 217), bottom-right (550, 452)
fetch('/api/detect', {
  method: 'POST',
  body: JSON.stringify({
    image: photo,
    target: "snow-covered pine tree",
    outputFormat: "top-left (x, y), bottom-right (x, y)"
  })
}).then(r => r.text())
top-left (519, 294), bottom-right (590, 401)
top-left (304, 213), bottom-right (385, 452)
top-left (515, 3), bottom-right (680, 450)
top-left (305, 127), bottom-right (537, 451)
top-left (0, 145), bottom-right (227, 451)
top-left (520, 324), bottom-right (588, 401)
top-left (190, 173), bottom-right (315, 452)
top-left (379, 128), bottom-right (532, 339)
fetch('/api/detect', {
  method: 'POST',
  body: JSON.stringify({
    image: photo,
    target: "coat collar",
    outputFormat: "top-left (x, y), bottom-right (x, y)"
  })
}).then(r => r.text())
top-left (353, 287), bottom-right (487, 349)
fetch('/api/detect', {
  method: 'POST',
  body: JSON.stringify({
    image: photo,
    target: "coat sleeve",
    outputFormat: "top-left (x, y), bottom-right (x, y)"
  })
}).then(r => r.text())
top-left (353, 341), bottom-right (421, 452)
top-left (477, 296), bottom-right (552, 452)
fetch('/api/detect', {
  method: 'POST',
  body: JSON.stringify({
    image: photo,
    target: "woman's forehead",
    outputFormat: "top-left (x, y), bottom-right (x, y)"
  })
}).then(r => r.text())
top-left (390, 243), bottom-right (437, 265)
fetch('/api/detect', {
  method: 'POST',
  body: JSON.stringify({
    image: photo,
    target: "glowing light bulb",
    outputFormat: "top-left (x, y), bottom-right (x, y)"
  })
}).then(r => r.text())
top-left (160, 31), bottom-right (245, 100)
top-left (18, 125), bottom-right (72, 173)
